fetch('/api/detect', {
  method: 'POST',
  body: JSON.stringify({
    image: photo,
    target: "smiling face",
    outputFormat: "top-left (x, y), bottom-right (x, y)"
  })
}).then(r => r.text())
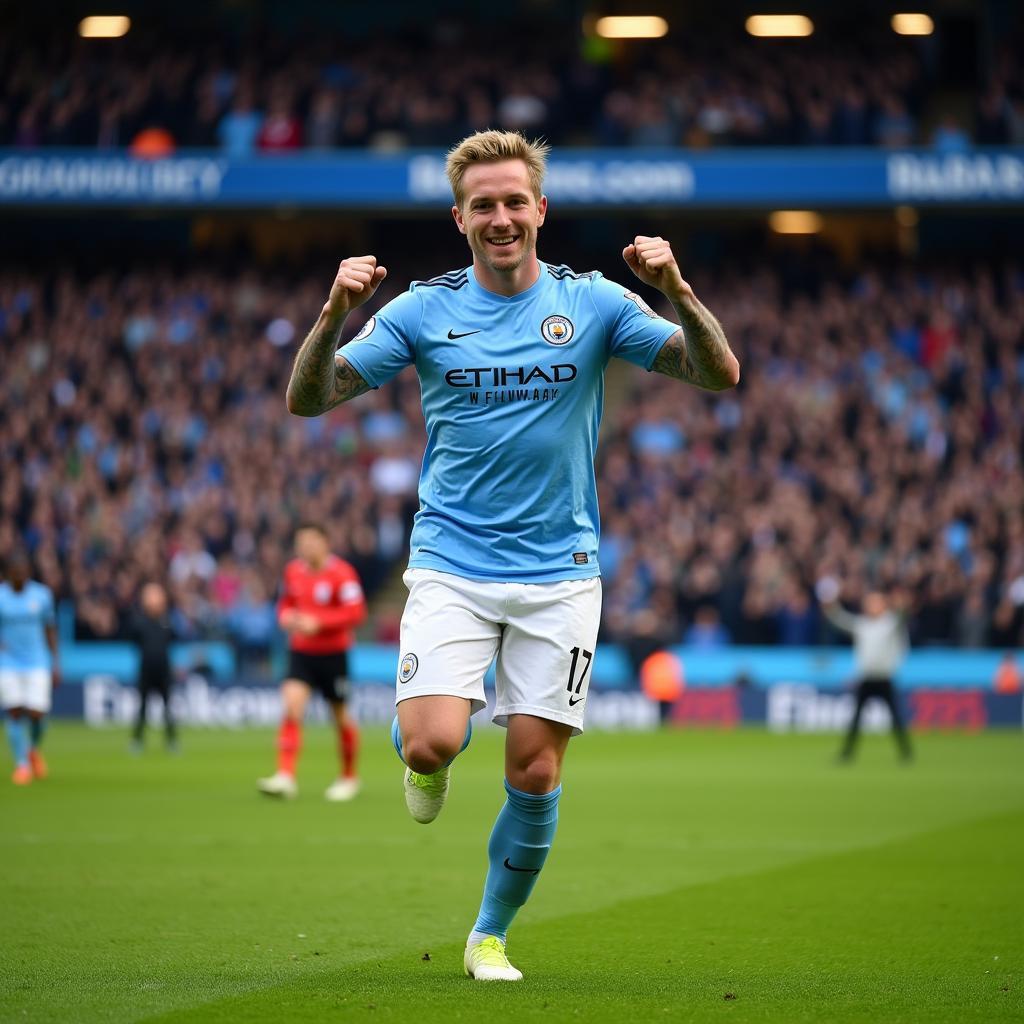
top-left (452, 159), bottom-right (547, 294)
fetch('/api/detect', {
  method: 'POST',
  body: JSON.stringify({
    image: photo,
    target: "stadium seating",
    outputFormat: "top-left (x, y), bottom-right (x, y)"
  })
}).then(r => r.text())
top-left (2, 256), bottom-right (1021, 652)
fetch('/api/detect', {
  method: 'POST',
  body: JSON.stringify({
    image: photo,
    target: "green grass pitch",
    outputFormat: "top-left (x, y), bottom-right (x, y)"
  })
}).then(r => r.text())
top-left (1, 723), bottom-right (1022, 1023)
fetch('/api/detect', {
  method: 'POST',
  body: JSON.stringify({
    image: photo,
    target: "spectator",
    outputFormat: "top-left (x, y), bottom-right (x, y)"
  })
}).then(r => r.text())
top-left (218, 86), bottom-right (263, 158)
top-left (0, 21), bottom-right (945, 151)
top-left (128, 582), bottom-right (177, 753)
top-left (684, 605), bottom-right (731, 650)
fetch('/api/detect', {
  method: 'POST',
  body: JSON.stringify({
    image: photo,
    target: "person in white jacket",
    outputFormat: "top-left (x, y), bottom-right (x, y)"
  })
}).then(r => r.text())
top-left (819, 581), bottom-right (913, 762)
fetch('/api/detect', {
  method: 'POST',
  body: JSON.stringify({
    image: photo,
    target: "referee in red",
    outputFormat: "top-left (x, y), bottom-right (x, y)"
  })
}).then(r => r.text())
top-left (258, 523), bottom-right (367, 800)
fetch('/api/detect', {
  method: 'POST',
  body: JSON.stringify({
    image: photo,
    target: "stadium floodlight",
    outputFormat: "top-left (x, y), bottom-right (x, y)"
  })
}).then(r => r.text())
top-left (891, 13), bottom-right (934, 35)
top-left (769, 210), bottom-right (823, 233)
top-left (594, 16), bottom-right (670, 39)
top-left (78, 15), bottom-right (131, 38)
top-left (745, 14), bottom-right (814, 37)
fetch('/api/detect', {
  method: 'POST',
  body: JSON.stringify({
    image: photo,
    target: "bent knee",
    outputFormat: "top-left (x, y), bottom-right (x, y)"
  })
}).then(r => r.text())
top-left (403, 736), bottom-right (461, 775)
top-left (510, 755), bottom-right (561, 794)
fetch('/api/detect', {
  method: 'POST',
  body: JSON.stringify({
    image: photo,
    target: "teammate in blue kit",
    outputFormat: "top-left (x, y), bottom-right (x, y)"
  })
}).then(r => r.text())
top-left (286, 130), bottom-right (739, 980)
top-left (1, 550), bottom-right (60, 785)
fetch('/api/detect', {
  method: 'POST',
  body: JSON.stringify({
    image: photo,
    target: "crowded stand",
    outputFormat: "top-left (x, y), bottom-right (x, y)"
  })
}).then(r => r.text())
top-left (1, 20), bottom-right (1020, 152)
top-left (2, 252), bottom-right (1021, 659)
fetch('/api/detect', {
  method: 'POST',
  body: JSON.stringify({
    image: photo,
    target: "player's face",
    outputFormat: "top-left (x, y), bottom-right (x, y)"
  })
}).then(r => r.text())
top-left (295, 529), bottom-right (328, 566)
top-left (453, 160), bottom-right (547, 275)
top-left (864, 592), bottom-right (887, 617)
top-left (6, 557), bottom-right (28, 587)
top-left (141, 584), bottom-right (167, 616)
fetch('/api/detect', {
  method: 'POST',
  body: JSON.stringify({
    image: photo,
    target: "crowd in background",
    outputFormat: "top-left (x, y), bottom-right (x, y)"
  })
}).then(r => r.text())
top-left (598, 258), bottom-right (1024, 657)
top-left (1, 251), bottom-right (1022, 663)
top-left (2, 21), bottom-right (1022, 153)
top-left (0, 266), bottom-right (423, 663)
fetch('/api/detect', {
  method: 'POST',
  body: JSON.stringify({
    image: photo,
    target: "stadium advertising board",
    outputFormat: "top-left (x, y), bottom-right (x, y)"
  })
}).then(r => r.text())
top-left (57, 675), bottom-right (1022, 732)
top-left (2, 149), bottom-right (1023, 207)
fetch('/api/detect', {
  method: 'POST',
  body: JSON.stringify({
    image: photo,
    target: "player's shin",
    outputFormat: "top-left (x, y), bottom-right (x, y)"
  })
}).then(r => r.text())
top-left (277, 718), bottom-right (301, 776)
top-left (469, 781), bottom-right (560, 943)
top-left (29, 715), bottom-right (46, 750)
top-left (4, 714), bottom-right (30, 768)
top-left (339, 721), bottom-right (359, 779)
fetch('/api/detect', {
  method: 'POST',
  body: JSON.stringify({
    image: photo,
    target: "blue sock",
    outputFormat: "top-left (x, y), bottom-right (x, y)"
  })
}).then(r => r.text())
top-left (29, 716), bottom-right (46, 749)
top-left (471, 780), bottom-right (561, 943)
top-left (391, 715), bottom-right (472, 769)
top-left (5, 716), bottom-right (30, 768)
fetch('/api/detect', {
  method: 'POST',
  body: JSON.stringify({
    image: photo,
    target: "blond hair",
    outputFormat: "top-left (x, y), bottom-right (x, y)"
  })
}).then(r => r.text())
top-left (445, 130), bottom-right (550, 208)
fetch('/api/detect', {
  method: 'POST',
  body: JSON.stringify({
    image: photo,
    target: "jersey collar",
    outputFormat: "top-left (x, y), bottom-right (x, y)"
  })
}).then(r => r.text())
top-left (467, 261), bottom-right (549, 303)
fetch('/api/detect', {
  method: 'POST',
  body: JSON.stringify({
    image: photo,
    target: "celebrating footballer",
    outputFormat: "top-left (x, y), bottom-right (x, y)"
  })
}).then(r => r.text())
top-left (285, 130), bottom-right (739, 980)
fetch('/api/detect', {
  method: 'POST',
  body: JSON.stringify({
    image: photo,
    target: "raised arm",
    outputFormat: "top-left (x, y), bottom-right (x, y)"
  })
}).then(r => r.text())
top-left (623, 236), bottom-right (740, 391)
top-left (286, 256), bottom-right (387, 416)
top-left (822, 601), bottom-right (859, 635)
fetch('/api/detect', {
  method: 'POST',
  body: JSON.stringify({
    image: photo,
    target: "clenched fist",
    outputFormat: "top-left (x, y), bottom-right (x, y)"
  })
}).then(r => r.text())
top-left (622, 236), bottom-right (693, 306)
top-left (324, 255), bottom-right (388, 320)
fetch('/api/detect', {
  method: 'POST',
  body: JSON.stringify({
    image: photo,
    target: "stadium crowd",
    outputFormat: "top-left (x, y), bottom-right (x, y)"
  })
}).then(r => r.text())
top-left (0, 266), bottom-right (423, 660)
top-left (2, 22), bottom-right (1020, 153)
top-left (598, 258), bottom-right (1024, 655)
top-left (1, 252), bottom-right (1022, 659)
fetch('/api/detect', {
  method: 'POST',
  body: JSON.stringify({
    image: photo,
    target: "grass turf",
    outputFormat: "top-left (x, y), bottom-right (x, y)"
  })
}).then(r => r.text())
top-left (0, 724), bottom-right (1021, 1023)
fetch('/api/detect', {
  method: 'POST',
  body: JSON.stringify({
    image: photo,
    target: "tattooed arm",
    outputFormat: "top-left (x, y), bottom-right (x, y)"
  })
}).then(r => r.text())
top-left (286, 317), bottom-right (371, 415)
top-left (623, 235), bottom-right (740, 391)
top-left (286, 255), bottom-right (387, 416)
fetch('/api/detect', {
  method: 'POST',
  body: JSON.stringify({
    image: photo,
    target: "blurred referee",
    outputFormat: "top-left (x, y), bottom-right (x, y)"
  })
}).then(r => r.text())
top-left (257, 523), bottom-right (367, 801)
top-left (818, 579), bottom-right (914, 763)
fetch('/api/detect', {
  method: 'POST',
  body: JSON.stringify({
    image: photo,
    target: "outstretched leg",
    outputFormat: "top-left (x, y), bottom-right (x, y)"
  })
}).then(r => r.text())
top-left (257, 680), bottom-right (310, 798)
top-left (839, 681), bottom-right (871, 761)
top-left (325, 701), bottom-right (361, 802)
top-left (880, 680), bottom-right (913, 760)
top-left (465, 714), bottom-right (571, 982)
top-left (27, 711), bottom-right (48, 779)
top-left (5, 707), bottom-right (31, 784)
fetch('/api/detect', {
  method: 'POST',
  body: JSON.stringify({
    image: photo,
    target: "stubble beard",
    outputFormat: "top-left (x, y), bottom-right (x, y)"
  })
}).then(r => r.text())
top-left (473, 234), bottom-right (534, 276)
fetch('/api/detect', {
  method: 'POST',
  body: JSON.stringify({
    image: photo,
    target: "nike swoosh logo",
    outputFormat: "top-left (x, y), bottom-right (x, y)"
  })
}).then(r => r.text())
top-left (503, 858), bottom-right (540, 875)
top-left (568, 695), bottom-right (584, 706)
top-left (447, 329), bottom-right (481, 339)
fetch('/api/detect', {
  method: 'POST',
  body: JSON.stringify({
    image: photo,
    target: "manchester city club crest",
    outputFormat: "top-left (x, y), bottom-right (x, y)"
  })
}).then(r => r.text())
top-left (399, 653), bottom-right (419, 683)
top-left (540, 314), bottom-right (574, 345)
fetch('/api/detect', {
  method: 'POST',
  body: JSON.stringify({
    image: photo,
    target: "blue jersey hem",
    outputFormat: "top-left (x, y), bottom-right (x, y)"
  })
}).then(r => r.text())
top-left (408, 554), bottom-right (601, 584)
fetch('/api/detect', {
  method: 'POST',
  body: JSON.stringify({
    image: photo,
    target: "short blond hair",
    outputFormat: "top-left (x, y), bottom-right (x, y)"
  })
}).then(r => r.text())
top-left (445, 130), bottom-right (550, 208)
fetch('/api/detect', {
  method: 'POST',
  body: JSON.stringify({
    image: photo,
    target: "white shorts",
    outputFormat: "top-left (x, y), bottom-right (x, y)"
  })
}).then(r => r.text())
top-left (396, 568), bottom-right (602, 736)
top-left (0, 668), bottom-right (53, 713)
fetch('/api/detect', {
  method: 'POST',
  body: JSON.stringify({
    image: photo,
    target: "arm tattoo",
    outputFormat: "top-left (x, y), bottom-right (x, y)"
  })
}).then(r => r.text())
top-left (286, 314), bottom-right (369, 415)
top-left (651, 298), bottom-right (738, 391)
top-left (333, 354), bottom-right (371, 404)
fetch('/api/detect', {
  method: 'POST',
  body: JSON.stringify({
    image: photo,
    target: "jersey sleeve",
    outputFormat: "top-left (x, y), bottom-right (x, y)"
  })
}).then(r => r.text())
top-left (337, 289), bottom-right (421, 388)
top-left (590, 275), bottom-right (679, 370)
top-left (310, 564), bottom-right (367, 632)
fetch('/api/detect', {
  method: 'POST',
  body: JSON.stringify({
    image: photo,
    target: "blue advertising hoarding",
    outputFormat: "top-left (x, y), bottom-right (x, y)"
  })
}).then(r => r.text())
top-left (1, 149), bottom-right (1023, 208)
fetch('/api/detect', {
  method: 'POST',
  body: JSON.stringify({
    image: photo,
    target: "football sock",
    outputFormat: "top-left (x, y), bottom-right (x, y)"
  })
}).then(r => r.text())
top-left (29, 716), bottom-right (46, 750)
top-left (339, 722), bottom-right (359, 779)
top-left (470, 780), bottom-right (561, 943)
top-left (5, 716), bottom-right (30, 768)
top-left (276, 718), bottom-right (301, 776)
top-left (391, 715), bottom-right (473, 770)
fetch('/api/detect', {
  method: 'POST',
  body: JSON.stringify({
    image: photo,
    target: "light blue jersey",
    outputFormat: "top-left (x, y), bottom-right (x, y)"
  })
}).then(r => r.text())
top-left (341, 262), bottom-right (678, 583)
top-left (0, 580), bottom-right (55, 669)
